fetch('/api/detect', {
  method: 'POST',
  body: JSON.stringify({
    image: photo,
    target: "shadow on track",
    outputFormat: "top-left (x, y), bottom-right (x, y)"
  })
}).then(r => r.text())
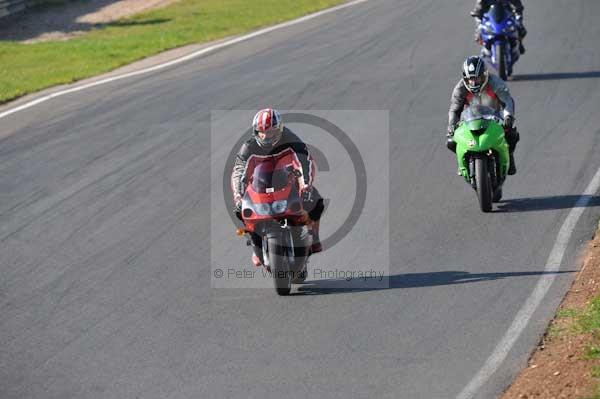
top-left (294, 270), bottom-right (574, 295)
top-left (495, 195), bottom-right (600, 213)
top-left (511, 71), bottom-right (600, 81)
top-left (106, 19), bottom-right (170, 28)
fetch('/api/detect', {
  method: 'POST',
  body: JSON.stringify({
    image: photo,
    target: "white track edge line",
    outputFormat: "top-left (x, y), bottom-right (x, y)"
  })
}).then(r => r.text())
top-left (457, 165), bottom-right (600, 399)
top-left (0, 0), bottom-right (369, 121)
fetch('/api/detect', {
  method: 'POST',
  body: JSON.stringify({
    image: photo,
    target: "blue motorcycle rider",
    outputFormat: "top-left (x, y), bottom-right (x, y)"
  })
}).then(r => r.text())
top-left (471, 0), bottom-right (527, 54)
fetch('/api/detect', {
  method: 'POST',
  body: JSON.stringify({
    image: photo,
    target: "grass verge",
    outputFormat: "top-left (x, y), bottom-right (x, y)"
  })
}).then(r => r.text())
top-left (579, 297), bottom-right (600, 398)
top-left (0, 0), bottom-right (347, 104)
top-left (501, 224), bottom-right (600, 399)
top-left (550, 254), bottom-right (600, 398)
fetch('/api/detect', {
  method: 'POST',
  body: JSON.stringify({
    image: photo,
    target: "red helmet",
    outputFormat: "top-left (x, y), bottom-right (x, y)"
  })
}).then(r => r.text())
top-left (252, 108), bottom-right (283, 148)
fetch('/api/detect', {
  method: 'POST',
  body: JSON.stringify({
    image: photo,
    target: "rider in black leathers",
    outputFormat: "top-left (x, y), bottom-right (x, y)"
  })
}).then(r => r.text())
top-left (470, 0), bottom-right (527, 54)
top-left (231, 108), bottom-right (324, 267)
top-left (447, 56), bottom-right (520, 175)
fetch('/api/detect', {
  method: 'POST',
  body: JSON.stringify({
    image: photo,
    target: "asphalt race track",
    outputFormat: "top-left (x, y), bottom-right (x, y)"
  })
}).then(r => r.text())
top-left (1, 1), bottom-right (600, 398)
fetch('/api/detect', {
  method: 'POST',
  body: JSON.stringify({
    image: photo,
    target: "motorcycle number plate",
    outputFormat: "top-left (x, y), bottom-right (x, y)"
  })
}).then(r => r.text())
top-left (266, 187), bottom-right (275, 193)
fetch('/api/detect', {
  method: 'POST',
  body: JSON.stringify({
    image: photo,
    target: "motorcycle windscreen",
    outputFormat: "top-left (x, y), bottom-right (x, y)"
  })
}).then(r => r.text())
top-left (466, 119), bottom-right (490, 134)
top-left (463, 105), bottom-right (496, 133)
top-left (488, 4), bottom-right (508, 24)
top-left (251, 162), bottom-right (289, 193)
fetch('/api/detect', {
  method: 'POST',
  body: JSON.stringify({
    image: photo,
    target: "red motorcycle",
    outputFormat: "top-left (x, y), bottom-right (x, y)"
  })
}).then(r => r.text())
top-left (237, 148), bottom-right (313, 295)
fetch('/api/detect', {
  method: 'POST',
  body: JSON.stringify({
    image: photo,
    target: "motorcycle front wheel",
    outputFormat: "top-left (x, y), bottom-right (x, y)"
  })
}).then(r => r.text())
top-left (475, 157), bottom-right (493, 212)
top-left (495, 42), bottom-right (508, 80)
top-left (266, 236), bottom-right (292, 296)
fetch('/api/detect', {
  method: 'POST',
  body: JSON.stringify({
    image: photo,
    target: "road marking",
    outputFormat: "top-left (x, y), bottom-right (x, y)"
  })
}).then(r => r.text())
top-left (0, 0), bottom-right (369, 121)
top-left (457, 165), bottom-right (600, 399)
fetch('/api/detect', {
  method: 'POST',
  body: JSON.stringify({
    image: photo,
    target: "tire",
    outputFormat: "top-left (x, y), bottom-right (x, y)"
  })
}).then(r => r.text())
top-left (495, 42), bottom-right (507, 80)
top-left (491, 157), bottom-right (502, 202)
top-left (475, 157), bottom-right (493, 212)
top-left (266, 236), bottom-right (292, 296)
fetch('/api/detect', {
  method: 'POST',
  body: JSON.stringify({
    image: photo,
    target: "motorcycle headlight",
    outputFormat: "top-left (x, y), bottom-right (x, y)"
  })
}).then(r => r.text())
top-left (481, 23), bottom-right (493, 33)
top-left (254, 203), bottom-right (272, 215)
top-left (271, 200), bottom-right (288, 214)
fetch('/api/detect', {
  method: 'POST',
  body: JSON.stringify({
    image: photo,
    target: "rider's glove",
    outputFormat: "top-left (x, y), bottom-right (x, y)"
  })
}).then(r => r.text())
top-left (301, 186), bottom-right (314, 203)
top-left (504, 115), bottom-right (514, 130)
top-left (233, 194), bottom-right (243, 220)
top-left (446, 124), bottom-right (456, 137)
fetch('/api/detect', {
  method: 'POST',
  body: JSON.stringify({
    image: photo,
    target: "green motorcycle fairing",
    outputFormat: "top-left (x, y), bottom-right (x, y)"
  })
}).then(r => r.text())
top-left (452, 106), bottom-right (510, 180)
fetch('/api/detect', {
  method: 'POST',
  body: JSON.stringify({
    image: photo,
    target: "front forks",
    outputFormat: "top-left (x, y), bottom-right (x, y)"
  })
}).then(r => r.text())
top-left (261, 222), bottom-right (295, 269)
top-left (468, 152), bottom-right (499, 190)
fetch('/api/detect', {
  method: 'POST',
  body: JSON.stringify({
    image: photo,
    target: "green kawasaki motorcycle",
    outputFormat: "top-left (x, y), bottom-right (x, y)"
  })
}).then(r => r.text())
top-left (452, 105), bottom-right (510, 212)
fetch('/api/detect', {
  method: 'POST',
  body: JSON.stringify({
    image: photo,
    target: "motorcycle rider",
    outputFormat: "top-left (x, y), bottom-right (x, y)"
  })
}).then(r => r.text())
top-left (446, 56), bottom-right (520, 175)
top-left (470, 0), bottom-right (527, 55)
top-left (231, 108), bottom-right (324, 267)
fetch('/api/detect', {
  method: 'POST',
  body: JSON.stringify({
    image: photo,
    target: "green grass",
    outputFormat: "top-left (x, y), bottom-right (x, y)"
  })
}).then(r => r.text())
top-left (580, 297), bottom-right (600, 333)
top-left (578, 296), bottom-right (600, 398)
top-left (583, 384), bottom-right (600, 399)
top-left (586, 346), bottom-right (600, 360)
top-left (551, 299), bottom-right (600, 338)
top-left (548, 297), bottom-right (600, 398)
top-left (557, 308), bottom-right (580, 319)
top-left (0, 0), bottom-right (347, 103)
top-left (583, 391), bottom-right (600, 399)
top-left (548, 307), bottom-right (580, 337)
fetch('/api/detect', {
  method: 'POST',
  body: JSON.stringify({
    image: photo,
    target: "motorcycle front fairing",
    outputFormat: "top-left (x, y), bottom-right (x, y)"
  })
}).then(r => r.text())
top-left (453, 106), bottom-right (510, 180)
top-left (241, 159), bottom-right (307, 269)
top-left (478, 5), bottom-right (520, 65)
top-left (241, 152), bottom-right (305, 231)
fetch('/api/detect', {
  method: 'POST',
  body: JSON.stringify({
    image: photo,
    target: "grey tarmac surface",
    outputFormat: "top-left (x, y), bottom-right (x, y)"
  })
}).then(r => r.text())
top-left (1, 1), bottom-right (600, 398)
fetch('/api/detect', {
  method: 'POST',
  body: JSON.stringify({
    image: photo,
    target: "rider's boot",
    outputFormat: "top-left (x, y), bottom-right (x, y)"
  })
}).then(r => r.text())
top-left (518, 25), bottom-right (527, 54)
top-left (506, 128), bottom-right (519, 176)
top-left (252, 250), bottom-right (270, 272)
top-left (508, 152), bottom-right (517, 175)
top-left (310, 220), bottom-right (323, 254)
top-left (250, 240), bottom-right (264, 267)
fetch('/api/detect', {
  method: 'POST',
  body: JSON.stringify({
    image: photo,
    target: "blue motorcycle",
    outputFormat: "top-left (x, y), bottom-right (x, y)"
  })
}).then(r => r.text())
top-left (477, 3), bottom-right (522, 80)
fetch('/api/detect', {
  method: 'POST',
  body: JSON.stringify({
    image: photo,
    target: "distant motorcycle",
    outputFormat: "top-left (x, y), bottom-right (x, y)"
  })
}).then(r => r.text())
top-left (451, 105), bottom-right (510, 212)
top-left (237, 149), bottom-right (313, 295)
top-left (477, 3), bottom-right (522, 80)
